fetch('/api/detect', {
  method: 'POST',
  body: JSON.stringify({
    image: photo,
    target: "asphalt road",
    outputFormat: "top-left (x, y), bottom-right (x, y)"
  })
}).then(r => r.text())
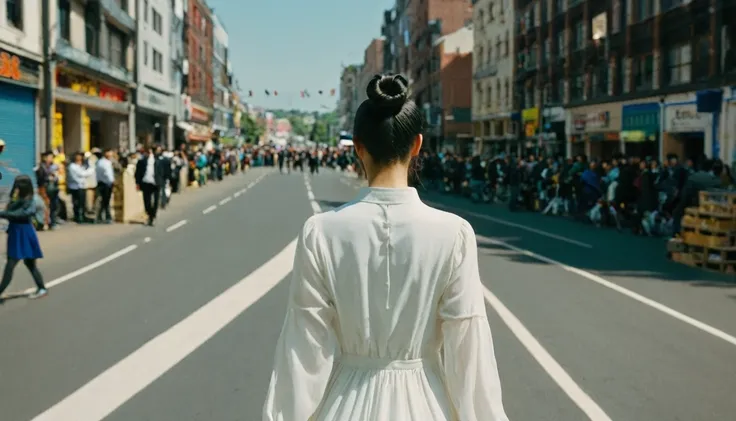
top-left (1, 168), bottom-right (735, 421)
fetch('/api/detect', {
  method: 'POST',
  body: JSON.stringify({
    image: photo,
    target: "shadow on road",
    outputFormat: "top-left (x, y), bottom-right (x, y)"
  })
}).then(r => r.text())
top-left (420, 190), bottom-right (736, 287)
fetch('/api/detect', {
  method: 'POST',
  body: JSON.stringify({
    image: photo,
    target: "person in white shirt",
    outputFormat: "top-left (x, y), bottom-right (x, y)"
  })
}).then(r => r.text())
top-left (263, 75), bottom-right (509, 421)
top-left (66, 152), bottom-right (94, 223)
top-left (95, 149), bottom-right (115, 223)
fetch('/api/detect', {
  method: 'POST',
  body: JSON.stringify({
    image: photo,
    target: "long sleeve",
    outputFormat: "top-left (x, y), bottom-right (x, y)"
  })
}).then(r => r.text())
top-left (0, 200), bottom-right (36, 222)
top-left (263, 217), bottom-right (338, 421)
top-left (439, 221), bottom-right (508, 421)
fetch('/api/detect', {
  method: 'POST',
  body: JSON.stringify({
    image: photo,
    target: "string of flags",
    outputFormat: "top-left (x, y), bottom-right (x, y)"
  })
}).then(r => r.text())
top-left (247, 89), bottom-right (337, 98)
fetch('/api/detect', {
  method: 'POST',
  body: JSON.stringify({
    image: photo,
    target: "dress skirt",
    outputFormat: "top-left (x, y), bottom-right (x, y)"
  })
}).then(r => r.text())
top-left (6, 222), bottom-right (43, 260)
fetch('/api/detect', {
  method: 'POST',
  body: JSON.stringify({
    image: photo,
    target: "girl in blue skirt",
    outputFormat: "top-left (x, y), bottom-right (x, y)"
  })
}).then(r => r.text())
top-left (0, 175), bottom-right (47, 302)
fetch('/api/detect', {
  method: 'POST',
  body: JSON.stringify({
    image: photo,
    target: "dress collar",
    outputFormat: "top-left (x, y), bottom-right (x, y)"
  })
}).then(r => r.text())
top-left (355, 187), bottom-right (420, 204)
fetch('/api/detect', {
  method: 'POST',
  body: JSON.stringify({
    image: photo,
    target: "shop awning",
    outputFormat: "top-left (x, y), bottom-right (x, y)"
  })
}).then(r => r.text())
top-left (176, 121), bottom-right (194, 131)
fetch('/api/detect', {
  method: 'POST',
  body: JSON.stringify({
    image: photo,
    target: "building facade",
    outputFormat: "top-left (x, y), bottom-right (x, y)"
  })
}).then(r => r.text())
top-left (51, 0), bottom-right (137, 156)
top-left (409, 0), bottom-right (472, 106)
top-left (511, 0), bottom-right (735, 162)
top-left (357, 38), bottom-right (385, 105)
top-left (429, 25), bottom-right (473, 154)
top-left (171, 0), bottom-right (186, 147)
top-left (0, 0), bottom-right (44, 193)
top-left (381, 0), bottom-right (412, 76)
top-left (211, 15), bottom-right (230, 137)
top-left (472, 0), bottom-right (517, 156)
top-left (338, 64), bottom-right (361, 133)
top-left (183, 0), bottom-right (213, 143)
top-left (136, 0), bottom-right (174, 149)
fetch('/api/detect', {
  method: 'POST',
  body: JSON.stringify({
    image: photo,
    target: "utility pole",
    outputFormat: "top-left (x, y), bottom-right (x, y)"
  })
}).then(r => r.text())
top-left (41, 0), bottom-right (53, 152)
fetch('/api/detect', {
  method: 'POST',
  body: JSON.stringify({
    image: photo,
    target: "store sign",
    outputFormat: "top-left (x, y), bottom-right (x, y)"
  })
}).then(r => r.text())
top-left (137, 85), bottom-right (174, 114)
top-left (543, 106), bottom-right (565, 122)
top-left (0, 49), bottom-right (40, 87)
top-left (57, 69), bottom-right (127, 102)
top-left (190, 104), bottom-right (210, 123)
top-left (572, 111), bottom-right (610, 132)
top-left (665, 104), bottom-right (710, 132)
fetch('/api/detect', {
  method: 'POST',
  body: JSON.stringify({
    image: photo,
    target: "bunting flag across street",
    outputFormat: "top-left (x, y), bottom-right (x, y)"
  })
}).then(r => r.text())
top-left (246, 89), bottom-right (337, 98)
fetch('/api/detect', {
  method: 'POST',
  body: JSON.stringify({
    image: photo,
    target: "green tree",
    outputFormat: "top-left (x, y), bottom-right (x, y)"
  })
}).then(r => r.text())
top-left (288, 115), bottom-right (310, 137)
top-left (241, 114), bottom-right (264, 143)
top-left (310, 120), bottom-right (330, 145)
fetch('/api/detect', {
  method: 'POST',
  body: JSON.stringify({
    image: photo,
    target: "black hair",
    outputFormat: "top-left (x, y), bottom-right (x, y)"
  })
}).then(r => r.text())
top-left (11, 175), bottom-right (34, 200)
top-left (353, 74), bottom-right (425, 166)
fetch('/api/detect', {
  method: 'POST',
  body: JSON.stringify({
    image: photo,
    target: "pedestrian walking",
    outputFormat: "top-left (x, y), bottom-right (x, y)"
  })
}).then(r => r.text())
top-left (135, 146), bottom-right (165, 226)
top-left (264, 75), bottom-right (508, 421)
top-left (0, 175), bottom-right (48, 302)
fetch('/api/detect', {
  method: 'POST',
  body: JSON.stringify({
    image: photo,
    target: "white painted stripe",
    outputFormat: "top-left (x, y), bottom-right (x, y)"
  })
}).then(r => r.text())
top-left (429, 203), bottom-right (592, 249)
top-left (202, 205), bottom-right (217, 214)
top-left (30, 239), bottom-right (299, 421)
top-left (219, 197), bottom-right (232, 206)
top-left (233, 191), bottom-right (241, 198)
top-left (247, 182), bottom-right (255, 189)
top-left (480, 235), bottom-right (736, 348)
top-left (143, 237), bottom-right (152, 243)
top-left (165, 220), bottom-right (187, 233)
top-left (483, 287), bottom-right (612, 420)
top-left (311, 202), bottom-right (322, 214)
top-left (307, 191), bottom-right (315, 201)
top-left (22, 245), bottom-right (138, 294)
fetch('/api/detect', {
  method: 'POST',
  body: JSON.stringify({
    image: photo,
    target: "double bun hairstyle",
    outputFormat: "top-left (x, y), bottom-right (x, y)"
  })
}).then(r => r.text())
top-left (353, 74), bottom-right (425, 166)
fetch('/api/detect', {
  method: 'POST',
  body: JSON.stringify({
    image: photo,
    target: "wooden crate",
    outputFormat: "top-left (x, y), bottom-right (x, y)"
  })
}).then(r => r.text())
top-left (675, 244), bottom-right (736, 273)
top-left (699, 190), bottom-right (736, 216)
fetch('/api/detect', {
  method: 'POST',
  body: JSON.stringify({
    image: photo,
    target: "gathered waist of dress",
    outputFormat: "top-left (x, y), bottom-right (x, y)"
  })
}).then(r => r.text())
top-left (339, 354), bottom-right (428, 370)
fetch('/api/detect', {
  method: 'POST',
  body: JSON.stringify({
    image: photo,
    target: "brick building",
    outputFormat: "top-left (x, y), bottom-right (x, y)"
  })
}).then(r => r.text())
top-left (409, 0), bottom-right (473, 106)
top-left (183, 0), bottom-right (214, 142)
top-left (429, 25), bottom-right (474, 154)
top-left (515, 0), bottom-right (736, 162)
top-left (357, 38), bottom-right (386, 104)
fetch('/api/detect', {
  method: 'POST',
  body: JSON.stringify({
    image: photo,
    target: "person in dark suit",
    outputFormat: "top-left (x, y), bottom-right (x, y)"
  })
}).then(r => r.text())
top-left (135, 145), bottom-right (166, 226)
top-left (155, 146), bottom-right (172, 210)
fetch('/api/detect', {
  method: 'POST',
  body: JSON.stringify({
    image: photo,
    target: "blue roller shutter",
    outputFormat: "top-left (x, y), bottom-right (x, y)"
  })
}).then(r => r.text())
top-left (0, 83), bottom-right (36, 198)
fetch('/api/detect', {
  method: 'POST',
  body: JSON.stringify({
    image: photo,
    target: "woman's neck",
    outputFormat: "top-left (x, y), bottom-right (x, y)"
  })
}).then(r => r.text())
top-left (368, 164), bottom-right (409, 188)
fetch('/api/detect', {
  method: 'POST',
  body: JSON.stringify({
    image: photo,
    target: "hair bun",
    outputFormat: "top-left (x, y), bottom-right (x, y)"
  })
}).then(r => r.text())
top-left (366, 74), bottom-right (409, 115)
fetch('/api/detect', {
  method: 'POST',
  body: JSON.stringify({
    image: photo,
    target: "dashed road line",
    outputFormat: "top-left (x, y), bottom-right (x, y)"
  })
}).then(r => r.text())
top-left (165, 220), bottom-right (188, 233)
top-left (233, 191), bottom-right (241, 198)
top-left (22, 245), bottom-right (139, 294)
top-left (480, 235), bottom-right (736, 348)
top-left (143, 237), bottom-right (152, 243)
top-left (219, 197), bottom-right (232, 206)
top-left (202, 205), bottom-right (217, 214)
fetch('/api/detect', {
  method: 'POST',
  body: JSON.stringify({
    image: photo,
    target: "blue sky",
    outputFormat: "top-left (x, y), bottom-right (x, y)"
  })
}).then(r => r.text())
top-left (207, 0), bottom-right (394, 112)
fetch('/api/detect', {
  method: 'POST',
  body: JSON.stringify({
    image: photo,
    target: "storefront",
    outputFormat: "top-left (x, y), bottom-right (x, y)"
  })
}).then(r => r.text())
top-left (566, 102), bottom-right (621, 160)
top-left (663, 102), bottom-right (710, 162)
top-left (0, 49), bottom-right (40, 193)
top-left (185, 101), bottom-right (213, 143)
top-left (521, 107), bottom-right (538, 156)
top-left (53, 67), bottom-right (132, 154)
top-left (540, 106), bottom-right (566, 157)
top-left (136, 85), bottom-right (175, 149)
top-left (620, 102), bottom-right (660, 159)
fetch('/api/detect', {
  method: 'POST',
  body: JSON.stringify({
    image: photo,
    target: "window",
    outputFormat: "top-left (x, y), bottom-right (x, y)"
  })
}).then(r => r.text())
top-left (152, 9), bottom-right (162, 35)
top-left (200, 17), bottom-right (206, 33)
top-left (108, 25), bottom-right (125, 68)
top-left (58, 0), bottom-right (70, 40)
top-left (633, 54), bottom-right (654, 89)
top-left (488, 2), bottom-right (494, 21)
top-left (611, 0), bottom-right (621, 34)
top-left (143, 0), bottom-right (148, 22)
top-left (486, 85), bottom-right (492, 107)
top-left (556, 0), bottom-right (564, 14)
top-left (199, 45), bottom-right (204, 63)
top-left (592, 65), bottom-right (608, 97)
top-left (6, 0), bottom-right (22, 30)
top-left (153, 49), bottom-right (163, 73)
top-left (85, 2), bottom-right (99, 56)
top-left (557, 31), bottom-right (565, 58)
top-left (487, 44), bottom-right (492, 63)
top-left (570, 73), bottom-right (584, 101)
top-left (143, 41), bottom-right (148, 65)
top-left (504, 31), bottom-right (509, 56)
top-left (543, 38), bottom-right (550, 63)
top-left (638, 0), bottom-right (653, 21)
top-left (666, 44), bottom-right (691, 84)
top-left (574, 21), bottom-right (584, 50)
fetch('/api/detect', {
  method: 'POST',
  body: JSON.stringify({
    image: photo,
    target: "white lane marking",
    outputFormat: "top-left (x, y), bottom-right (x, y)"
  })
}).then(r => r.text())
top-left (307, 191), bottom-right (315, 201)
top-left (247, 182), bottom-right (255, 189)
top-left (482, 286), bottom-right (612, 420)
top-left (22, 245), bottom-right (139, 294)
top-left (165, 220), bottom-right (187, 233)
top-left (429, 202), bottom-right (592, 249)
top-left (143, 237), bottom-right (152, 243)
top-left (233, 191), bottom-right (241, 198)
top-left (219, 197), bottom-right (232, 206)
top-left (480, 235), bottom-right (736, 348)
top-left (30, 239), bottom-right (299, 421)
top-left (202, 205), bottom-right (217, 214)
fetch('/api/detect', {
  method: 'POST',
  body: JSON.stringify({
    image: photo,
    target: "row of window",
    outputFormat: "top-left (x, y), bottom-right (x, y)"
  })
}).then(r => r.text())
top-left (142, 0), bottom-right (164, 35)
top-left (142, 42), bottom-right (164, 73)
top-left (476, 31), bottom-right (511, 67)
top-left (474, 77), bottom-right (512, 111)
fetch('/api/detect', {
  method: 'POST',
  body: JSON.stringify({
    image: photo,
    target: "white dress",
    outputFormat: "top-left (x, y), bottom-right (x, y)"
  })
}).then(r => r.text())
top-left (263, 187), bottom-right (508, 421)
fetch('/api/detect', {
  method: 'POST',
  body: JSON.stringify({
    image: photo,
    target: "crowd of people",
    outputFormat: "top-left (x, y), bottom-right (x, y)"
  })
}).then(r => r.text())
top-left (417, 150), bottom-right (735, 238)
